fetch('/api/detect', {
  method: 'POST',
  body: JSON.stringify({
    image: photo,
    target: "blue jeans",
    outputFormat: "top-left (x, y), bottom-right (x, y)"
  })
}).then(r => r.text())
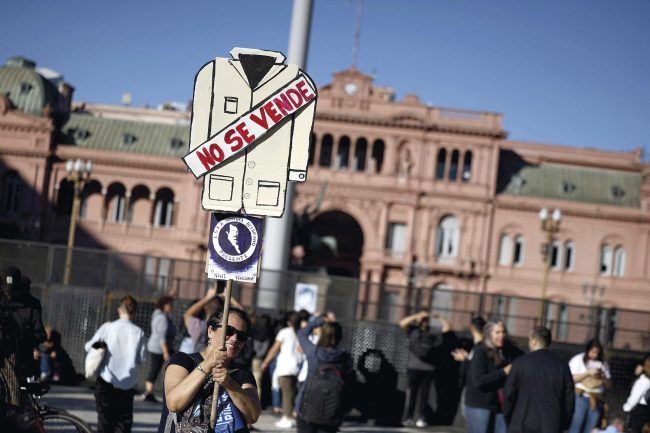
top-left (465, 406), bottom-right (506, 433)
top-left (569, 394), bottom-right (602, 433)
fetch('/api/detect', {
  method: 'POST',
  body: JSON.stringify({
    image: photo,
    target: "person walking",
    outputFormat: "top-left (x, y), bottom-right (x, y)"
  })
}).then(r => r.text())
top-left (503, 327), bottom-right (575, 433)
top-left (85, 295), bottom-right (146, 433)
top-left (465, 319), bottom-right (523, 433)
top-left (296, 316), bottom-right (352, 433)
top-left (398, 310), bottom-right (456, 428)
top-left (144, 295), bottom-right (176, 402)
top-left (568, 339), bottom-right (611, 433)
top-left (623, 354), bottom-right (650, 433)
top-left (261, 312), bottom-right (303, 429)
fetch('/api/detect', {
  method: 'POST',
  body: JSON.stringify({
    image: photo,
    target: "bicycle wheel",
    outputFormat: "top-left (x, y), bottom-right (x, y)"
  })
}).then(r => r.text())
top-left (42, 411), bottom-right (94, 433)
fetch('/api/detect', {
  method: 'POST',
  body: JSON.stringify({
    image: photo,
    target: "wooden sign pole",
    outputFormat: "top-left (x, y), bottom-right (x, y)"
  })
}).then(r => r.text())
top-left (210, 279), bottom-right (233, 428)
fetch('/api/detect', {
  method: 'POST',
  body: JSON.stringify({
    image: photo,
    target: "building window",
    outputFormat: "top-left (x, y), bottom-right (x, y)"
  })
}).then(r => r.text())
top-left (611, 186), bottom-right (625, 201)
top-left (562, 181), bottom-right (576, 194)
top-left (435, 215), bottom-right (459, 259)
top-left (336, 136), bottom-right (350, 169)
top-left (498, 234), bottom-right (512, 266)
top-left (154, 188), bottom-right (174, 228)
top-left (354, 137), bottom-right (367, 172)
top-left (564, 241), bottom-right (575, 271)
top-left (170, 138), bottom-right (184, 149)
top-left (449, 149), bottom-right (460, 181)
top-left (371, 139), bottom-right (385, 173)
top-left (3, 175), bottom-right (22, 214)
top-left (435, 148), bottom-right (446, 180)
top-left (308, 133), bottom-right (316, 166)
top-left (462, 151), bottom-right (472, 182)
top-left (549, 240), bottom-right (561, 269)
top-left (386, 222), bottom-right (407, 255)
top-left (20, 82), bottom-right (33, 94)
top-left (110, 194), bottom-right (126, 222)
top-left (319, 134), bottom-right (333, 167)
top-left (513, 235), bottom-right (524, 266)
top-left (600, 244), bottom-right (613, 276)
top-left (613, 246), bottom-right (626, 277)
top-left (123, 133), bottom-right (137, 146)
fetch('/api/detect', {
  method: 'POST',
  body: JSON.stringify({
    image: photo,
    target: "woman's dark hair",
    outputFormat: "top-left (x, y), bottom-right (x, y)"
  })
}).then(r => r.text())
top-left (583, 339), bottom-right (604, 364)
top-left (287, 311), bottom-right (301, 331)
top-left (207, 306), bottom-right (252, 334)
top-left (470, 316), bottom-right (486, 333)
top-left (317, 322), bottom-right (343, 349)
top-left (155, 295), bottom-right (174, 310)
top-left (120, 295), bottom-right (138, 317)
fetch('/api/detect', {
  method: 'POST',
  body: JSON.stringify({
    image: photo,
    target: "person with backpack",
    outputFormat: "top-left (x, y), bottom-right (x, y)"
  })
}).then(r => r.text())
top-left (296, 315), bottom-right (352, 433)
top-left (160, 306), bottom-right (260, 433)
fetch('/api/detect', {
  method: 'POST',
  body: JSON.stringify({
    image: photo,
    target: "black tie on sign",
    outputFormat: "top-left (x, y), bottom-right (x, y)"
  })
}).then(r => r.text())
top-left (238, 54), bottom-right (276, 89)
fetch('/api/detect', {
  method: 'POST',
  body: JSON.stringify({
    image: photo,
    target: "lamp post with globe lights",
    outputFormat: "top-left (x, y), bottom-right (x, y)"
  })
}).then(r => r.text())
top-left (538, 207), bottom-right (562, 325)
top-left (63, 158), bottom-right (93, 285)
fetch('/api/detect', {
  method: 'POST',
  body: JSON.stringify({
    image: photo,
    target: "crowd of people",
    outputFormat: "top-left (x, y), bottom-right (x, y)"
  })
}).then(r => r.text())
top-left (2, 264), bottom-right (650, 433)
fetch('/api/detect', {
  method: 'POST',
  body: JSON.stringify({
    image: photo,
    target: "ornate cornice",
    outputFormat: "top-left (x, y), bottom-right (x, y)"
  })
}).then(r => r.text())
top-left (316, 111), bottom-right (506, 139)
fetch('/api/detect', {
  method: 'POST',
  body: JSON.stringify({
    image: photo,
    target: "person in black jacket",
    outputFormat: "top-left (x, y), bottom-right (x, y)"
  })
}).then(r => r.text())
top-left (504, 327), bottom-right (575, 433)
top-left (466, 319), bottom-right (523, 433)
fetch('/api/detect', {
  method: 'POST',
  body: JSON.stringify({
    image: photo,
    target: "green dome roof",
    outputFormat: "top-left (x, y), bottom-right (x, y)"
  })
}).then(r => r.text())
top-left (0, 56), bottom-right (60, 116)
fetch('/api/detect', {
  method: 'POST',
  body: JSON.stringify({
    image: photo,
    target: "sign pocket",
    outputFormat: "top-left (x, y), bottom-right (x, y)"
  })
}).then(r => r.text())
top-left (256, 181), bottom-right (280, 206)
top-left (209, 175), bottom-right (234, 201)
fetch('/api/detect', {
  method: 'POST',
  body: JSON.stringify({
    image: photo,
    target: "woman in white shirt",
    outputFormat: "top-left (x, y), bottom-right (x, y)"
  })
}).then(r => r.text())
top-left (261, 312), bottom-right (303, 429)
top-left (568, 339), bottom-right (611, 433)
top-left (624, 355), bottom-right (650, 433)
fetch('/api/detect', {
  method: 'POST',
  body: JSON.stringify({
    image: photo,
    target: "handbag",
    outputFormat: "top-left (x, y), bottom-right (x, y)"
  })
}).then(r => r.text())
top-left (84, 340), bottom-right (107, 379)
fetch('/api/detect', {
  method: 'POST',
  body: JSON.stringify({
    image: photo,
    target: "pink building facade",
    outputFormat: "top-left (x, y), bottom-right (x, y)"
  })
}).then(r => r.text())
top-left (1, 57), bottom-right (649, 315)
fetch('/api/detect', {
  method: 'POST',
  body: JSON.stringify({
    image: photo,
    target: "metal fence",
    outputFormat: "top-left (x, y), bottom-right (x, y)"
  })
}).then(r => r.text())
top-left (0, 237), bottom-right (648, 417)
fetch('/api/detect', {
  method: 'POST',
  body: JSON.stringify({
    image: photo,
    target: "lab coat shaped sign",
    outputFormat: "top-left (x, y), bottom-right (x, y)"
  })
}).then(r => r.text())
top-left (184, 47), bottom-right (318, 218)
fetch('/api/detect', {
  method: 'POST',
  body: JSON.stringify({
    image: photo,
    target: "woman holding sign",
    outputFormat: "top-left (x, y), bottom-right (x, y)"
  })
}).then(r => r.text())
top-left (159, 306), bottom-right (260, 433)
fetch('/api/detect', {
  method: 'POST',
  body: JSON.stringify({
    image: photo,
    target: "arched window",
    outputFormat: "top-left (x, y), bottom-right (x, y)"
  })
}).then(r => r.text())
top-left (462, 151), bottom-right (473, 182)
top-left (128, 184), bottom-right (150, 224)
top-left (513, 235), bottom-right (524, 266)
top-left (154, 188), bottom-right (174, 228)
top-left (600, 244), bottom-right (613, 276)
top-left (56, 179), bottom-right (74, 215)
top-left (371, 139), bottom-right (385, 173)
top-left (449, 149), bottom-right (460, 181)
top-left (106, 183), bottom-right (127, 223)
top-left (549, 240), bottom-right (562, 270)
top-left (613, 246), bottom-right (626, 277)
top-left (80, 180), bottom-right (102, 220)
top-left (2, 172), bottom-right (22, 214)
top-left (308, 133), bottom-right (316, 166)
top-left (498, 234), bottom-right (512, 266)
top-left (435, 215), bottom-right (459, 259)
top-left (564, 241), bottom-right (575, 271)
top-left (319, 134), bottom-right (333, 167)
top-left (354, 137), bottom-right (367, 172)
top-left (435, 148), bottom-right (446, 180)
top-left (336, 136), bottom-right (350, 169)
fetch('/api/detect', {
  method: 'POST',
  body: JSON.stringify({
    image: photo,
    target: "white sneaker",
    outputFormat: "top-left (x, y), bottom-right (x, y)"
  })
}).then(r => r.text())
top-left (415, 419), bottom-right (428, 428)
top-left (275, 417), bottom-right (295, 429)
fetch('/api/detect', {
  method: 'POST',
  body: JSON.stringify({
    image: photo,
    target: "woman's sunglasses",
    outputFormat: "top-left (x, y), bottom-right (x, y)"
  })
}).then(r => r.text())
top-left (212, 324), bottom-right (249, 342)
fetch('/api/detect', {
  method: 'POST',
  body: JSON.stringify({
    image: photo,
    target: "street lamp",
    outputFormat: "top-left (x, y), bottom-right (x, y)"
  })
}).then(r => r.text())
top-left (538, 207), bottom-right (562, 325)
top-left (63, 158), bottom-right (93, 285)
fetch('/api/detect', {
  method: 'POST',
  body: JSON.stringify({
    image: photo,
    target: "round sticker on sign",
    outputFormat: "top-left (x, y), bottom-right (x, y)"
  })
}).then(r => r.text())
top-left (212, 217), bottom-right (259, 263)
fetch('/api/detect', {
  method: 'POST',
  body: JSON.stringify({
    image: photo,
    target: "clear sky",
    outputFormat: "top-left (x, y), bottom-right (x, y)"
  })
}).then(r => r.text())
top-left (1, 0), bottom-right (649, 156)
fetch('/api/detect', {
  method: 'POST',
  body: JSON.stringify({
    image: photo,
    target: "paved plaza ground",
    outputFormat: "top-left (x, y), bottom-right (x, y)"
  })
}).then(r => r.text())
top-left (41, 384), bottom-right (466, 433)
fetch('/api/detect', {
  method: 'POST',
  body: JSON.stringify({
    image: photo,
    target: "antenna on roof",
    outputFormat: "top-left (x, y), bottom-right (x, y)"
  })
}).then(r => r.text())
top-left (121, 92), bottom-right (132, 106)
top-left (351, 0), bottom-right (363, 69)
